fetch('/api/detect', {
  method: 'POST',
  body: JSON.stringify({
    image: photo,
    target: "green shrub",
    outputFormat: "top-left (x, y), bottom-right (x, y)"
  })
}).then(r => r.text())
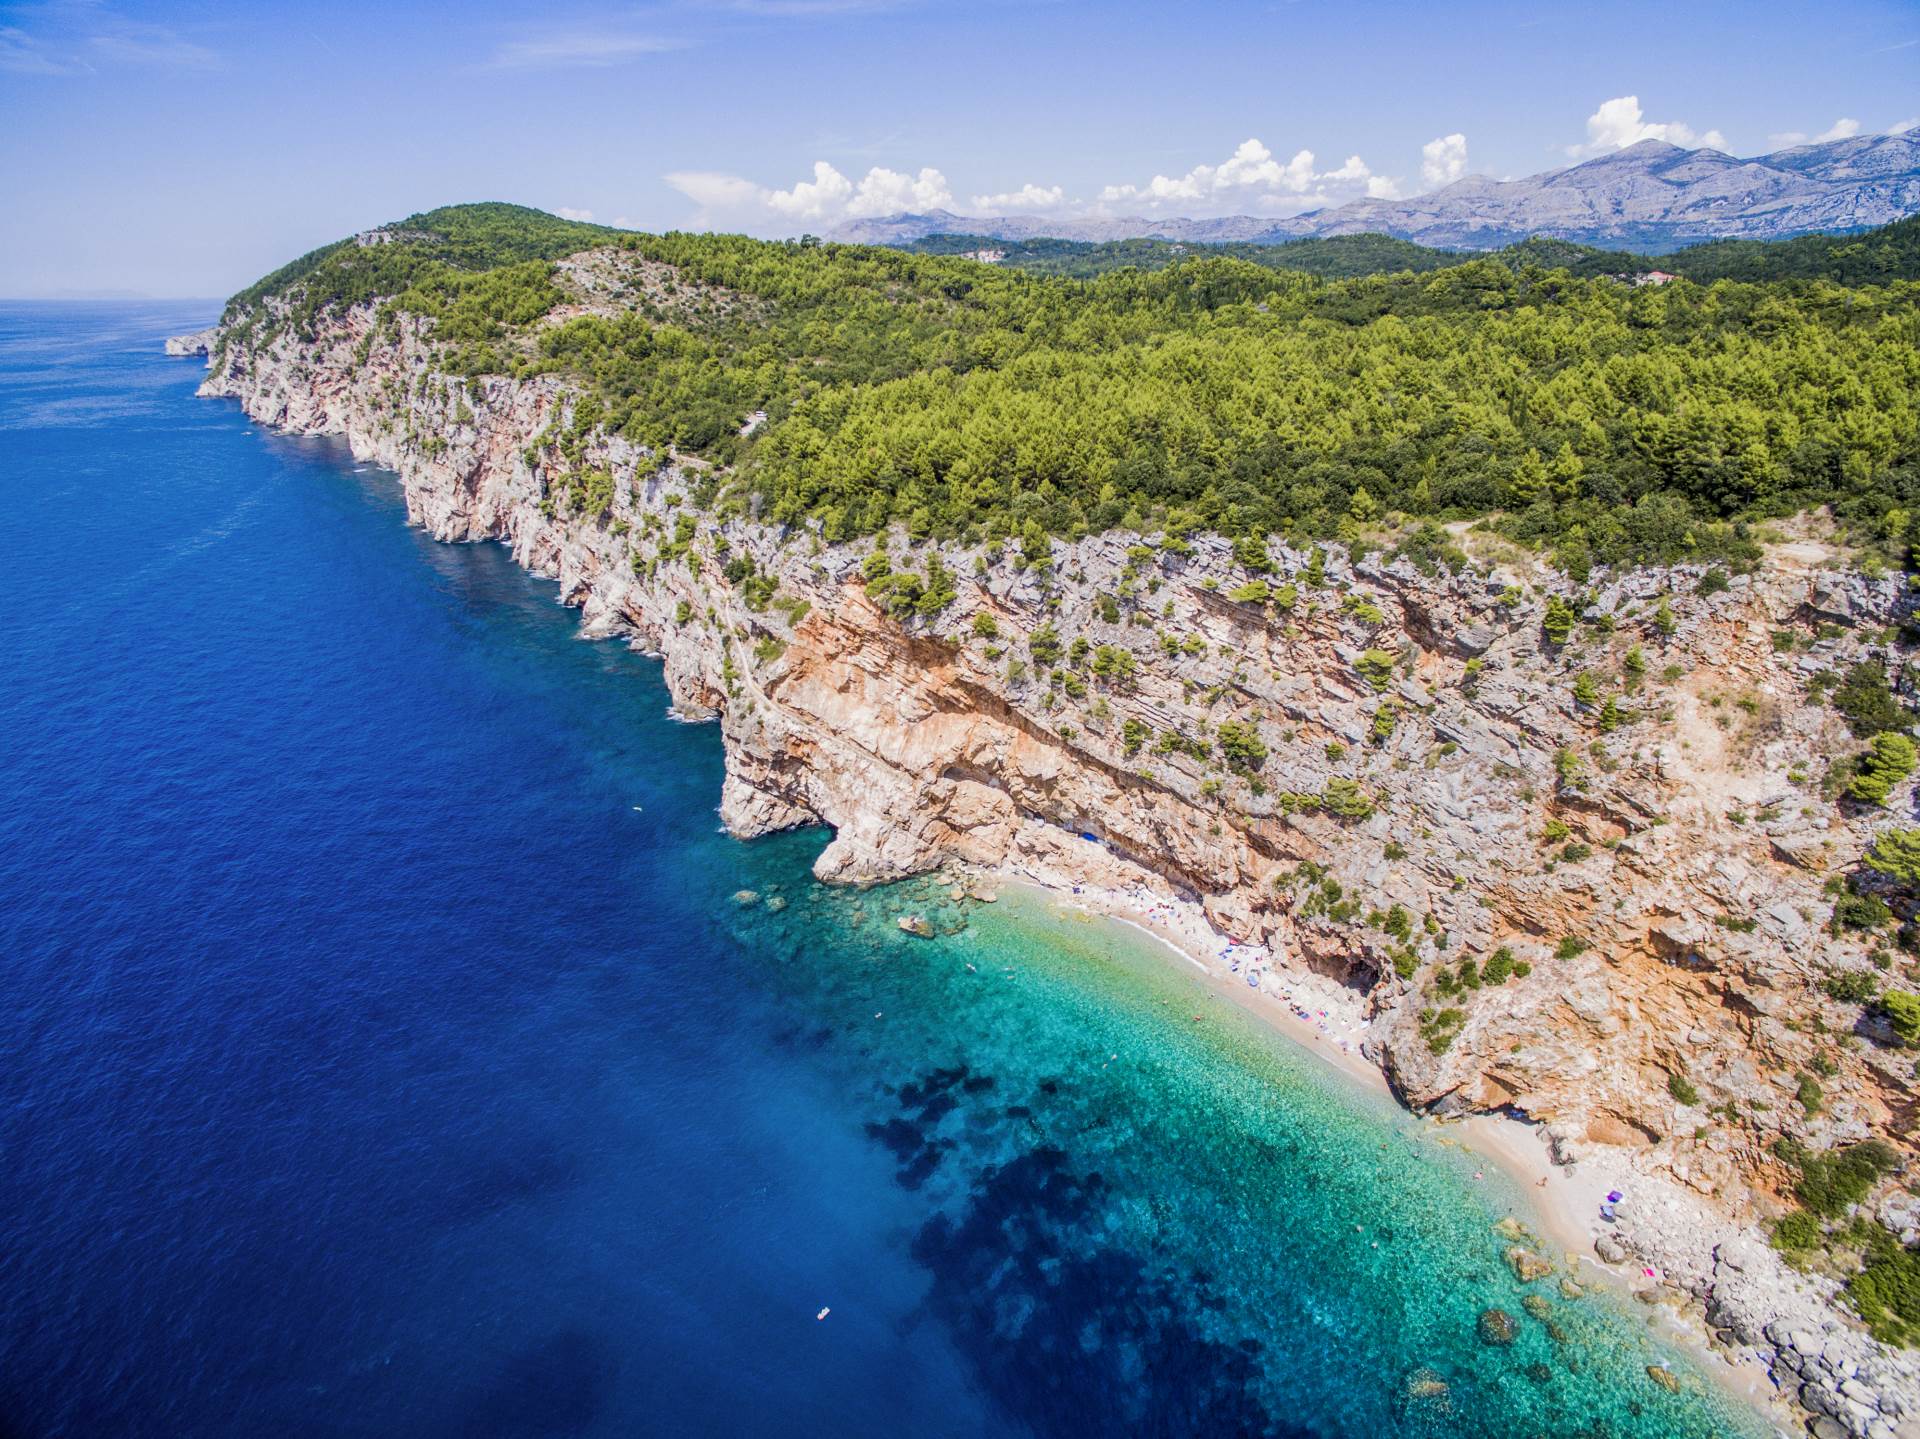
top-left (1320, 777), bottom-right (1374, 819)
top-left (1775, 1138), bottom-right (1898, 1217)
top-left (1879, 990), bottom-right (1920, 1046)
top-left (1825, 970), bottom-right (1881, 1004)
top-left (1771, 1210), bottom-right (1823, 1253)
top-left (1833, 662), bottom-right (1908, 738)
top-left (1848, 732), bottom-right (1916, 806)
top-left (1667, 1073), bottom-right (1701, 1106)
top-left (1542, 595), bottom-right (1576, 646)
top-left (1370, 700), bottom-right (1399, 743)
top-left (1834, 892), bottom-right (1894, 931)
top-left (1215, 720), bottom-right (1268, 772)
top-left (1866, 828), bottom-right (1920, 888)
top-left (1554, 936), bottom-right (1588, 961)
top-left (1848, 1232), bottom-right (1920, 1347)
top-left (1355, 649), bottom-right (1395, 691)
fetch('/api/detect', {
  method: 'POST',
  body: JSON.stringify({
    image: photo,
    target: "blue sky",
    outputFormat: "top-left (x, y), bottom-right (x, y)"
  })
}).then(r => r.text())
top-left (1, 0), bottom-right (1914, 296)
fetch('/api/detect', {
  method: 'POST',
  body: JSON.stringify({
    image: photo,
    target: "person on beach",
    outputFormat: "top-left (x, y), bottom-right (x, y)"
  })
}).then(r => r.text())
top-left (1599, 1190), bottom-right (1622, 1222)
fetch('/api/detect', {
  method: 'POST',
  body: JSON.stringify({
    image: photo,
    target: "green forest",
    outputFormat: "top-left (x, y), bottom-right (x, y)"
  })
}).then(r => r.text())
top-left (905, 216), bottom-right (1920, 287)
top-left (227, 203), bottom-right (1920, 572)
top-left (902, 233), bottom-right (1466, 280)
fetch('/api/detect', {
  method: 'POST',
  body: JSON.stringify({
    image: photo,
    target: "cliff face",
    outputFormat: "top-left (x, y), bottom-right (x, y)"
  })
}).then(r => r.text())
top-left (187, 264), bottom-right (1920, 1428)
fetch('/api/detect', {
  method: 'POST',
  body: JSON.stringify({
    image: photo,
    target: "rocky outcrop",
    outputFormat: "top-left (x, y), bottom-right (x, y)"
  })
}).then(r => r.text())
top-left (1611, 1172), bottom-right (1918, 1437)
top-left (172, 261), bottom-right (1920, 1429)
top-left (163, 327), bottom-right (216, 357)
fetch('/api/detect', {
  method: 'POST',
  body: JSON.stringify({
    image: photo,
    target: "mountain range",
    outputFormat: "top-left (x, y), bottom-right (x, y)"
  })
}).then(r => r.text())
top-left (830, 132), bottom-right (1920, 252)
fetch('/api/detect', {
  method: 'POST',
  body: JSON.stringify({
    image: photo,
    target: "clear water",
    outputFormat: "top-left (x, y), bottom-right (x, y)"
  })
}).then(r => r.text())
top-left (0, 303), bottom-right (1763, 1438)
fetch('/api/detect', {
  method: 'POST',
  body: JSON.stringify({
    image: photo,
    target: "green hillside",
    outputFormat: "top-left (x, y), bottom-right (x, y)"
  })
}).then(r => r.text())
top-left (223, 204), bottom-right (1920, 575)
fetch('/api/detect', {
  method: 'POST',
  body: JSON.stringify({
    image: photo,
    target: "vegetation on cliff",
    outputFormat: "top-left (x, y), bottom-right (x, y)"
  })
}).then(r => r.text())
top-left (224, 203), bottom-right (1920, 573)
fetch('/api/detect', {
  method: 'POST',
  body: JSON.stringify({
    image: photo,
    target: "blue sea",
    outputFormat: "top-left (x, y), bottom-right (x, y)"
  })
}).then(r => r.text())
top-left (0, 303), bottom-right (1764, 1438)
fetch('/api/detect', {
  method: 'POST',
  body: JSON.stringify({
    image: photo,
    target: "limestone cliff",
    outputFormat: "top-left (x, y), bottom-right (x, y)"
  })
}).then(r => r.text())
top-left (178, 247), bottom-right (1920, 1433)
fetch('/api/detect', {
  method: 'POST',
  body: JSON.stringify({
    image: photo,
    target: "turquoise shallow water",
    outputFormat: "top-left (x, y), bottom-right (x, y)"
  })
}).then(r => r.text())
top-left (727, 875), bottom-right (1764, 1438)
top-left (0, 302), bottom-right (1763, 1437)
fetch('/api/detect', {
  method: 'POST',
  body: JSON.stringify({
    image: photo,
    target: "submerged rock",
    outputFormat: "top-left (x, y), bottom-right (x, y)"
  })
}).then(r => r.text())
top-left (1399, 1366), bottom-right (1451, 1412)
top-left (1506, 1246), bottom-right (1555, 1283)
top-left (765, 895), bottom-right (787, 912)
top-left (898, 915), bottom-right (934, 937)
top-left (1521, 1294), bottom-right (1553, 1322)
top-left (1558, 1278), bottom-right (1585, 1301)
top-left (1645, 1364), bottom-right (1681, 1394)
top-left (731, 889), bottom-right (760, 907)
top-left (1477, 1308), bottom-right (1519, 1346)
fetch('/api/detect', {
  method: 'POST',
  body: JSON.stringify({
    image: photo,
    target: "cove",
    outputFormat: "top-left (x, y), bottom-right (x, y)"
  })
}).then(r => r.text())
top-left (0, 303), bottom-right (1762, 1438)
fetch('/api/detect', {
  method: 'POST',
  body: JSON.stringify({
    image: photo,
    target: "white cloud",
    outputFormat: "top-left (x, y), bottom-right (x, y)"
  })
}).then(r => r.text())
top-left (663, 170), bottom-right (767, 223)
top-left (969, 183), bottom-right (1067, 212)
top-left (765, 162), bottom-right (855, 218)
top-left (1098, 138), bottom-right (1378, 213)
top-left (0, 11), bottom-right (218, 75)
top-left (666, 161), bottom-right (952, 226)
top-left (1774, 117), bottom-right (1866, 147)
top-left (1891, 118), bottom-right (1919, 135)
top-left (1568, 96), bottom-right (1726, 157)
top-left (556, 207), bottom-right (595, 222)
top-left (845, 166), bottom-right (954, 217)
top-left (487, 31), bottom-right (679, 69)
top-left (1365, 175), bottom-right (1402, 199)
top-left (0, 24), bottom-right (75, 73)
top-left (1420, 133), bottom-right (1468, 187)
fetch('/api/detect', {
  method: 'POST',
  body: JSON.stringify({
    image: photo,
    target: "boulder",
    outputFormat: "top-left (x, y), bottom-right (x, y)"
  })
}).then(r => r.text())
top-left (1506, 1246), bottom-right (1555, 1283)
top-left (1477, 1308), bottom-right (1519, 1346)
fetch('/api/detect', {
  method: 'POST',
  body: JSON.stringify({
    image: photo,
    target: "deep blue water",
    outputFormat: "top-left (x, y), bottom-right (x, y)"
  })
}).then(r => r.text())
top-left (0, 303), bottom-right (1760, 1438)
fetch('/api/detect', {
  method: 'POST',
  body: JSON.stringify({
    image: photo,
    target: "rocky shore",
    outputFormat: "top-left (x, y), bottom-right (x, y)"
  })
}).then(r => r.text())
top-left (172, 258), bottom-right (1920, 1434)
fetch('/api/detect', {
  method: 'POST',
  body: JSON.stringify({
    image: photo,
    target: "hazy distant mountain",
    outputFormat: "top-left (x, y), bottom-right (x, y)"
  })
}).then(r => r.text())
top-left (832, 133), bottom-right (1920, 252)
